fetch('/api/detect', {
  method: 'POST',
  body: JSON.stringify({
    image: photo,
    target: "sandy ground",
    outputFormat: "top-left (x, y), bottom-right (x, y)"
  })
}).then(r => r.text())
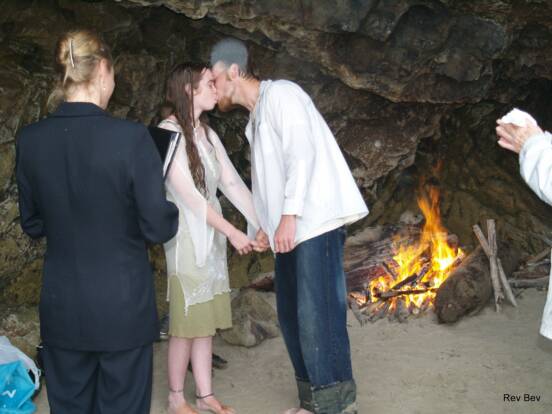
top-left (34, 289), bottom-right (552, 414)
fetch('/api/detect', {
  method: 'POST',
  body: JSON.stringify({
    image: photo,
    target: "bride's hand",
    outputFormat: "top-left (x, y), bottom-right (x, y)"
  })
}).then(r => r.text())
top-left (228, 227), bottom-right (255, 255)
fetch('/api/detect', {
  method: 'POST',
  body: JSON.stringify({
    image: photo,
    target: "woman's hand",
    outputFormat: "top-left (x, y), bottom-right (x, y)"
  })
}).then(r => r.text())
top-left (227, 227), bottom-right (256, 255)
top-left (254, 229), bottom-right (270, 252)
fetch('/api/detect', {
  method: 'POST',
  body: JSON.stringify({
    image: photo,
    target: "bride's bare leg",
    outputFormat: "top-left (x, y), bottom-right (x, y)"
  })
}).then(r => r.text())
top-left (168, 336), bottom-right (194, 412)
top-left (191, 336), bottom-right (235, 414)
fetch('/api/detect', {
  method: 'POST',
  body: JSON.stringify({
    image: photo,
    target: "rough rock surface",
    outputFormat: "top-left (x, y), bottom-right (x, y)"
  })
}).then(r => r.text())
top-left (0, 307), bottom-right (40, 359)
top-left (1, 0), bottom-right (552, 334)
top-left (219, 289), bottom-right (279, 347)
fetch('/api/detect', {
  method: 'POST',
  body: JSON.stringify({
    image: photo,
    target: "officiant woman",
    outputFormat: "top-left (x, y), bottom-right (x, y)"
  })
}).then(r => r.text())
top-left (15, 29), bottom-right (178, 414)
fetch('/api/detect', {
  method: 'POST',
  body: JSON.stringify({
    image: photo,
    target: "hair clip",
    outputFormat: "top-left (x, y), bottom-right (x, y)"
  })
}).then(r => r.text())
top-left (69, 39), bottom-right (75, 68)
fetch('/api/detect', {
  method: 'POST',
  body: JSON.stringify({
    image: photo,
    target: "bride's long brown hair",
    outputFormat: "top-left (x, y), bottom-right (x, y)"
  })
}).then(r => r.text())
top-left (164, 62), bottom-right (211, 195)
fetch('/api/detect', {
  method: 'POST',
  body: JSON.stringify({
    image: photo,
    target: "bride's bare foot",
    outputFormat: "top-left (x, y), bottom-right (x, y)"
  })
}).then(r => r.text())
top-left (195, 393), bottom-right (236, 414)
top-left (282, 409), bottom-right (313, 414)
top-left (168, 389), bottom-right (198, 414)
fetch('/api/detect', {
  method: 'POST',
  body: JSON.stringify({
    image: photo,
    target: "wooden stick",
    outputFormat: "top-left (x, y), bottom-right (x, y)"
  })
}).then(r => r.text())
top-left (473, 223), bottom-right (504, 311)
top-left (361, 301), bottom-right (382, 316)
top-left (387, 303), bottom-right (399, 322)
top-left (497, 258), bottom-right (518, 307)
top-left (349, 299), bottom-right (367, 326)
top-left (512, 271), bottom-right (550, 279)
top-left (364, 285), bottom-right (372, 304)
top-left (415, 263), bottom-right (431, 284)
top-left (472, 224), bottom-right (492, 257)
top-left (378, 288), bottom-right (434, 299)
top-left (382, 261), bottom-right (399, 280)
top-left (487, 220), bottom-right (504, 311)
top-left (525, 247), bottom-right (551, 265)
top-left (524, 258), bottom-right (551, 269)
top-left (369, 302), bottom-right (390, 322)
top-left (508, 277), bottom-right (549, 289)
top-left (420, 296), bottom-right (432, 313)
top-left (396, 298), bottom-right (410, 323)
top-left (391, 274), bottom-right (418, 290)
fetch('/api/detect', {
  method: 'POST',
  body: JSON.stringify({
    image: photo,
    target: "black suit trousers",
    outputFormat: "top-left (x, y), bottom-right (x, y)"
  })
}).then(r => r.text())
top-left (42, 343), bottom-right (153, 414)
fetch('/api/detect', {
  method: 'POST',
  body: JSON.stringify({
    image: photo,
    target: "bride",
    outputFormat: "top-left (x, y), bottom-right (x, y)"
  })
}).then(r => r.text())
top-left (158, 62), bottom-right (268, 414)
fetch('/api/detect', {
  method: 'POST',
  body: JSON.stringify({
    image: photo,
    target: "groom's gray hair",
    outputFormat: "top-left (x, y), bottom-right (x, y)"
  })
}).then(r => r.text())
top-left (210, 37), bottom-right (250, 75)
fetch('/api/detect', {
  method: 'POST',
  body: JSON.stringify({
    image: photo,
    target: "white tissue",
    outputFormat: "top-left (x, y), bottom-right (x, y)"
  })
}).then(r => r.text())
top-left (499, 108), bottom-right (538, 127)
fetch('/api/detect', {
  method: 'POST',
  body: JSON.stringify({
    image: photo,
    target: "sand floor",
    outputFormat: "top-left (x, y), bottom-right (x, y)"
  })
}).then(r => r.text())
top-left (34, 289), bottom-right (552, 414)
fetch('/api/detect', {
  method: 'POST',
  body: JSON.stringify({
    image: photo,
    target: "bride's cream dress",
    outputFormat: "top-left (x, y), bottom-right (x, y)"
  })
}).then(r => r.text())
top-left (158, 119), bottom-right (259, 337)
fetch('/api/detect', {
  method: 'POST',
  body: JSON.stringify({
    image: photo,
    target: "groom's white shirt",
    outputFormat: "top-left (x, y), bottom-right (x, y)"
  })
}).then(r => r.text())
top-left (245, 80), bottom-right (368, 250)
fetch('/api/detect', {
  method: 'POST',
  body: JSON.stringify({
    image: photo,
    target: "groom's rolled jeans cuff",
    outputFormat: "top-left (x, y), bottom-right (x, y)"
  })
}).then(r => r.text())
top-left (296, 378), bottom-right (357, 414)
top-left (310, 379), bottom-right (357, 414)
top-left (296, 377), bottom-right (314, 411)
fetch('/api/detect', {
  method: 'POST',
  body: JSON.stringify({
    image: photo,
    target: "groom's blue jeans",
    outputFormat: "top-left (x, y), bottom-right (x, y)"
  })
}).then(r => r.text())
top-left (275, 227), bottom-right (356, 414)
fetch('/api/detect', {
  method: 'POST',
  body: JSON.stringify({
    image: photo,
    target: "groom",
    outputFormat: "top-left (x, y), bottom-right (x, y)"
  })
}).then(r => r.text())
top-left (210, 38), bottom-right (368, 414)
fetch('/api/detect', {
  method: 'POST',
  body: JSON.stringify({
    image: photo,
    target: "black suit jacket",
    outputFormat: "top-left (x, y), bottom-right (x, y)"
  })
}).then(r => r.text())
top-left (15, 102), bottom-right (179, 352)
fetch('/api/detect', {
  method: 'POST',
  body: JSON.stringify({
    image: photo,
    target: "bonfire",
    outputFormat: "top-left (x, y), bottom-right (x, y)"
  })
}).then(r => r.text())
top-left (349, 185), bottom-right (465, 321)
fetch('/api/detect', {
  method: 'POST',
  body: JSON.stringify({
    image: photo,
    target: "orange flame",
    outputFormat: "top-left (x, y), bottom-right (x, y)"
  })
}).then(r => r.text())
top-left (366, 184), bottom-right (464, 313)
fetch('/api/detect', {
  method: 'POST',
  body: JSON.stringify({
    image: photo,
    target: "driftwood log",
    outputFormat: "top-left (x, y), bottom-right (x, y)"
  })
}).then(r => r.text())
top-left (434, 243), bottom-right (519, 323)
top-left (508, 277), bottom-right (549, 289)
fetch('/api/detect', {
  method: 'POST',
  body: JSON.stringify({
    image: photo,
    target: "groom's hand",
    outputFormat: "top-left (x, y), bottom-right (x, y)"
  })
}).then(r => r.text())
top-left (274, 215), bottom-right (296, 254)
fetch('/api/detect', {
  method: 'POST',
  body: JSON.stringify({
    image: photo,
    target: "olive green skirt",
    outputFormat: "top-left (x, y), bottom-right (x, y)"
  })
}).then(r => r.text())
top-left (168, 276), bottom-right (232, 338)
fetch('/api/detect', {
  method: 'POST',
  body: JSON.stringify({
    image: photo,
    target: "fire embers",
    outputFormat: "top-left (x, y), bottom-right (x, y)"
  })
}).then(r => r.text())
top-left (347, 186), bottom-right (465, 324)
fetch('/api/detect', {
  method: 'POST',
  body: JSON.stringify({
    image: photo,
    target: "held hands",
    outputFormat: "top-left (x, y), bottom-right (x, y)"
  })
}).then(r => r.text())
top-left (227, 227), bottom-right (258, 255)
top-left (274, 215), bottom-right (296, 254)
top-left (496, 120), bottom-right (543, 154)
top-left (254, 229), bottom-right (270, 253)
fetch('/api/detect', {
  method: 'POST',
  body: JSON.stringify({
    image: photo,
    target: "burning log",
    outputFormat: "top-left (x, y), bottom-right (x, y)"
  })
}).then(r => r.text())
top-left (390, 273), bottom-right (418, 290)
top-left (346, 265), bottom-right (388, 292)
top-left (347, 187), bottom-right (475, 324)
top-left (434, 243), bottom-right (519, 324)
top-left (363, 301), bottom-right (383, 315)
top-left (414, 263), bottom-right (431, 284)
top-left (349, 300), bottom-right (367, 326)
top-left (382, 261), bottom-right (400, 280)
top-left (396, 298), bottom-right (410, 323)
top-left (387, 303), bottom-right (398, 322)
top-left (368, 302), bottom-right (390, 322)
top-left (345, 224), bottom-right (423, 289)
top-left (363, 283), bottom-right (372, 303)
top-left (378, 288), bottom-right (434, 300)
top-left (446, 234), bottom-right (460, 249)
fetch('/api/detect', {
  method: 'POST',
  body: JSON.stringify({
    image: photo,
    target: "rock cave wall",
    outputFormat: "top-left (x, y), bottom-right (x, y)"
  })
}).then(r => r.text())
top-left (1, 0), bottom-right (552, 327)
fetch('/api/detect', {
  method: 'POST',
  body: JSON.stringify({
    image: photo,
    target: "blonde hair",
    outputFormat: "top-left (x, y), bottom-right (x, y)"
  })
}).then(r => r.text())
top-left (47, 30), bottom-right (113, 109)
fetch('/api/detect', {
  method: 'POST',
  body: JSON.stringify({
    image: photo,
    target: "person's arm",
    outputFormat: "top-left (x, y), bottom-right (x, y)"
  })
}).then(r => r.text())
top-left (15, 135), bottom-right (44, 239)
top-left (495, 120), bottom-right (552, 205)
top-left (131, 128), bottom-right (179, 244)
top-left (268, 85), bottom-right (316, 253)
top-left (165, 140), bottom-right (255, 258)
top-left (519, 131), bottom-right (552, 206)
top-left (210, 129), bottom-right (261, 228)
top-left (210, 129), bottom-right (269, 252)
